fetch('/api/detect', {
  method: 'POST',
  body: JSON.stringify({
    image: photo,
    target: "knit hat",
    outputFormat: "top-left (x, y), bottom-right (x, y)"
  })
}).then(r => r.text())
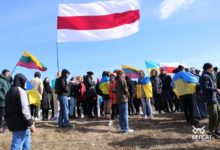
top-left (203, 63), bottom-right (213, 71)
top-left (87, 71), bottom-right (94, 76)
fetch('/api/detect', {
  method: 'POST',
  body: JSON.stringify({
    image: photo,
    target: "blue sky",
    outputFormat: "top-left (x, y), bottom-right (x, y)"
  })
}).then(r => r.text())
top-left (0, 0), bottom-right (219, 80)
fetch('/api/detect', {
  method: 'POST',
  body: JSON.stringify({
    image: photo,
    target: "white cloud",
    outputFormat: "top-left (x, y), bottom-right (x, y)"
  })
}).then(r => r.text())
top-left (158, 0), bottom-right (195, 20)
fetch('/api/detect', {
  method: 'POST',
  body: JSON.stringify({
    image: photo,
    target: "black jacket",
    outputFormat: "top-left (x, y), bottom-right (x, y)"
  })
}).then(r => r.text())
top-left (69, 82), bottom-right (81, 98)
top-left (84, 75), bottom-right (96, 98)
top-left (125, 76), bottom-right (135, 98)
top-left (159, 73), bottom-right (172, 91)
top-left (200, 71), bottom-right (218, 104)
top-left (5, 74), bottom-right (33, 131)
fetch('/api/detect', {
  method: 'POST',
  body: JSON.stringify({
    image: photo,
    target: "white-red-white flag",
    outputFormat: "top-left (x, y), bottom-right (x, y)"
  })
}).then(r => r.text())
top-left (57, 0), bottom-right (140, 42)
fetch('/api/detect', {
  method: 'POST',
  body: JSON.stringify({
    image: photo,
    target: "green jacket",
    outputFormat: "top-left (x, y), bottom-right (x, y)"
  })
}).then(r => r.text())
top-left (0, 74), bottom-right (11, 107)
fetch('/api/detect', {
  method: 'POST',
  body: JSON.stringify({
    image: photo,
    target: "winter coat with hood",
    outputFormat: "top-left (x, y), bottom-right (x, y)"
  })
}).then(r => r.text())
top-left (5, 73), bottom-right (34, 131)
top-left (42, 79), bottom-right (53, 110)
top-left (84, 75), bottom-right (96, 98)
top-left (56, 69), bottom-right (70, 96)
top-left (0, 74), bottom-right (11, 107)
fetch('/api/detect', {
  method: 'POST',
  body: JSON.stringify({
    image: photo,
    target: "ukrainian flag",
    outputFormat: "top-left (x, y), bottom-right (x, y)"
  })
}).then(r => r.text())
top-left (145, 61), bottom-right (160, 76)
top-left (171, 71), bottom-right (199, 97)
top-left (27, 89), bottom-right (41, 107)
top-left (99, 76), bottom-right (110, 95)
top-left (137, 77), bottom-right (153, 99)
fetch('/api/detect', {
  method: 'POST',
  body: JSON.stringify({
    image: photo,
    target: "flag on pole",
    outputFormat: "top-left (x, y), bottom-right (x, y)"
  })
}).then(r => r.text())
top-left (16, 51), bottom-right (47, 71)
top-left (122, 65), bottom-right (140, 78)
top-left (145, 61), bottom-right (160, 76)
top-left (57, 0), bottom-right (140, 42)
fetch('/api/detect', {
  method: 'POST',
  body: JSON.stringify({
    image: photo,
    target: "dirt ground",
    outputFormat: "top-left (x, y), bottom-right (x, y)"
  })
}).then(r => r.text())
top-left (0, 113), bottom-right (220, 150)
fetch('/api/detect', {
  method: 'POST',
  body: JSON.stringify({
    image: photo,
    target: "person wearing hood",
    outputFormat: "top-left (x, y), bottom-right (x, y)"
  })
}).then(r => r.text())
top-left (0, 69), bottom-right (11, 133)
top-left (84, 71), bottom-right (97, 118)
top-left (55, 69), bottom-right (73, 128)
top-left (30, 72), bottom-right (44, 121)
top-left (5, 73), bottom-right (35, 149)
top-left (41, 77), bottom-right (54, 121)
top-left (200, 63), bottom-right (220, 139)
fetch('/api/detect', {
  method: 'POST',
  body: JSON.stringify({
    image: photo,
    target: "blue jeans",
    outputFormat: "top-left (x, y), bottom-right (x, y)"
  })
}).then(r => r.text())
top-left (198, 95), bottom-right (208, 117)
top-left (118, 102), bottom-right (129, 131)
top-left (58, 95), bottom-right (70, 127)
top-left (141, 98), bottom-right (152, 117)
top-left (69, 97), bottom-right (76, 117)
top-left (11, 129), bottom-right (31, 150)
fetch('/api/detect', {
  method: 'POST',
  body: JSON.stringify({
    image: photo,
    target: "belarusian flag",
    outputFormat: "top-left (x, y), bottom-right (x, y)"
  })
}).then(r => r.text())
top-left (57, 0), bottom-right (140, 42)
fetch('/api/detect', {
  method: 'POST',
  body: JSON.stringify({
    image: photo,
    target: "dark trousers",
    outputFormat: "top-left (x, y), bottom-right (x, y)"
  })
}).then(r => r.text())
top-left (134, 98), bottom-right (141, 114)
top-left (207, 103), bottom-right (220, 132)
top-left (154, 93), bottom-right (163, 113)
top-left (128, 97), bottom-right (136, 115)
top-left (30, 105), bottom-right (39, 118)
top-left (42, 109), bottom-right (49, 120)
top-left (180, 94), bottom-right (194, 123)
top-left (0, 107), bottom-right (5, 128)
top-left (163, 90), bottom-right (174, 112)
top-left (87, 97), bottom-right (97, 117)
top-left (111, 104), bottom-right (118, 120)
top-left (77, 101), bottom-right (87, 116)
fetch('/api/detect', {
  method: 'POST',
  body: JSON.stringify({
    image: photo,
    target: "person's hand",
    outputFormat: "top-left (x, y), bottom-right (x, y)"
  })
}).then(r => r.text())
top-left (30, 125), bottom-right (36, 133)
top-left (217, 89), bottom-right (220, 94)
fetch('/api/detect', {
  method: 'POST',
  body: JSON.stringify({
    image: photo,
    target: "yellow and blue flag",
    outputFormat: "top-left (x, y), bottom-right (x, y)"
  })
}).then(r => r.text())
top-left (145, 61), bottom-right (160, 76)
top-left (171, 71), bottom-right (199, 97)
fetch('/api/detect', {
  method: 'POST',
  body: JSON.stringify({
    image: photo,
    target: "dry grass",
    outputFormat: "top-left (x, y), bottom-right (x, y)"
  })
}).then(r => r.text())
top-left (1, 113), bottom-right (220, 150)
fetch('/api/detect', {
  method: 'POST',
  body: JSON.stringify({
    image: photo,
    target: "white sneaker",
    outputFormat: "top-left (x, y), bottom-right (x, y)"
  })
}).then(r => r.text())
top-left (149, 116), bottom-right (154, 120)
top-left (108, 120), bottom-right (113, 126)
top-left (125, 128), bottom-right (134, 133)
top-left (144, 116), bottom-right (148, 119)
top-left (34, 117), bottom-right (40, 121)
top-left (118, 128), bottom-right (124, 133)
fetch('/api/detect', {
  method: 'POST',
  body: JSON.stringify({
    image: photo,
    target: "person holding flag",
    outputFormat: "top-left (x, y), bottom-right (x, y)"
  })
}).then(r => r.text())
top-left (137, 70), bottom-right (154, 119)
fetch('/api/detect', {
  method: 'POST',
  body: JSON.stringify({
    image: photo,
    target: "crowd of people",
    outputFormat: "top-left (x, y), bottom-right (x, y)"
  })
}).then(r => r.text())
top-left (1, 62), bottom-right (220, 149)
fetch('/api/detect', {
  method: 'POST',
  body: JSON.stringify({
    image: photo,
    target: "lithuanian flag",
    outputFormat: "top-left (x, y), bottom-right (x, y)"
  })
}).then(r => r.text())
top-left (122, 65), bottom-right (140, 78)
top-left (16, 51), bottom-right (47, 71)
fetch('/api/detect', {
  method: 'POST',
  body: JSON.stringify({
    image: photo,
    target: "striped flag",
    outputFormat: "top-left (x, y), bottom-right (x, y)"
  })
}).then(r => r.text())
top-left (57, 0), bottom-right (140, 42)
top-left (16, 51), bottom-right (47, 71)
top-left (145, 61), bottom-right (160, 76)
top-left (122, 65), bottom-right (140, 78)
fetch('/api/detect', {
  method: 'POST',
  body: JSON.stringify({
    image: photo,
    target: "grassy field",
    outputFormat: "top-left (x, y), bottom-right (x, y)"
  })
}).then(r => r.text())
top-left (0, 113), bottom-right (220, 150)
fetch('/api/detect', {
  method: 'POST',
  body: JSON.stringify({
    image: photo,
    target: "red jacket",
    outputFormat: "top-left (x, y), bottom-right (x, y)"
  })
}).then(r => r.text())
top-left (78, 83), bottom-right (86, 102)
top-left (108, 81), bottom-right (117, 105)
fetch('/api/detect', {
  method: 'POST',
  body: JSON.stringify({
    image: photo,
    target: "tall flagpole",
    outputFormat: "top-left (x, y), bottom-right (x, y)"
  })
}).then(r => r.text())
top-left (56, 42), bottom-right (60, 72)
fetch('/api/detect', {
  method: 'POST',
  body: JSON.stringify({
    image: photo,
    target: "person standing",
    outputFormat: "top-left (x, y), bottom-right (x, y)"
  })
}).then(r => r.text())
top-left (0, 69), bottom-right (11, 133)
top-left (55, 69), bottom-right (73, 128)
top-left (137, 70), bottom-right (154, 119)
top-left (115, 70), bottom-right (133, 133)
top-left (51, 72), bottom-right (61, 121)
top-left (5, 73), bottom-right (35, 150)
top-left (76, 76), bottom-right (86, 118)
top-left (159, 68), bottom-right (174, 113)
top-left (108, 73), bottom-right (117, 126)
top-left (30, 72), bottom-right (44, 121)
top-left (84, 71), bottom-right (97, 118)
top-left (150, 69), bottom-right (163, 114)
top-left (200, 63), bottom-right (220, 139)
top-left (125, 76), bottom-right (136, 115)
top-left (41, 77), bottom-right (53, 121)
top-left (69, 77), bottom-right (81, 119)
